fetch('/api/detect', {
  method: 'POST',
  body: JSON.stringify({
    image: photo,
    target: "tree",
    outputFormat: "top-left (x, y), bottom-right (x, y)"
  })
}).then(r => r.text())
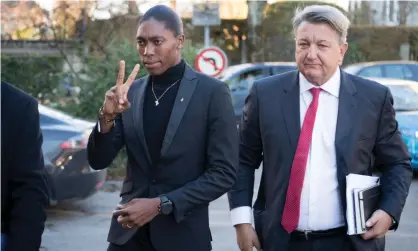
top-left (348, 1), bottom-right (373, 25)
top-left (60, 37), bottom-right (199, 120)
top-left (0, 1), bottom-right (49, 39)
top-left (398, 0), bottom-right (418, 25)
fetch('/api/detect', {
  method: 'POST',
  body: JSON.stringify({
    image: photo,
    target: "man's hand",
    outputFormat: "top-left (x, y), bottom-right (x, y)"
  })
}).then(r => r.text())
top-left (235, 223), bottom-right (262, 251)
top-left (112, 198), bottom-right (160, 229)
top-left (362, 209), bottom-right (393, 240)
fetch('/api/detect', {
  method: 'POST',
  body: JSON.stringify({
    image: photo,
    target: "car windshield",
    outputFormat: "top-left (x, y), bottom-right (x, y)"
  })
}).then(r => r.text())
top-left (218, 64), bottom-right (252, 80)
top-left (387, 84), bottom-right (418, 111)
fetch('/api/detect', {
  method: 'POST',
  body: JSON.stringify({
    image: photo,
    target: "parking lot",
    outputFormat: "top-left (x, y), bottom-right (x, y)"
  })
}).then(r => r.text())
top-left (41, 170), bottom-right (418, 251)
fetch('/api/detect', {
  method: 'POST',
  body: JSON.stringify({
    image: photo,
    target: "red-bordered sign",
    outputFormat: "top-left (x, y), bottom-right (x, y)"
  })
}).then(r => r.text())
top-left (195, 46), bottom-right (228, 77)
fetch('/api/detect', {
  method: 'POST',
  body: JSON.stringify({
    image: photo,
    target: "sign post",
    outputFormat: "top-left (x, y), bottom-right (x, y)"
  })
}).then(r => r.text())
top-left (195, 46), bottom-right (228, 78)
top-left (192, 3), bottom-right (220, 48)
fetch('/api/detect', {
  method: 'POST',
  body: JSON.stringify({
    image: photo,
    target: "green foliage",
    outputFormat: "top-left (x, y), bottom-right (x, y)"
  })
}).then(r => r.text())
top-left (343, 42), bottom-right (367, 65)
top-left (348, 26), bottom-right (418, 62)
top-left (1, 55), bottom-right (64, 102)
top-left (62, 38), bottom-right (147, 119)
top-left (61, 37), bottom-right (199, 120)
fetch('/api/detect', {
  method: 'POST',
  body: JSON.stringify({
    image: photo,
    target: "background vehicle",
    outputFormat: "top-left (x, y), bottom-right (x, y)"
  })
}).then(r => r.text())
top-left (220, 62), bottom-right (297, 91)
top-left (366, 78), bottom-right (418, 173)
top-left (223, 62), bottom-right (297, 126)
top-left (39, 104), bottom-right (107, 204)
top-left (344, 61), bottom-right (418, 82)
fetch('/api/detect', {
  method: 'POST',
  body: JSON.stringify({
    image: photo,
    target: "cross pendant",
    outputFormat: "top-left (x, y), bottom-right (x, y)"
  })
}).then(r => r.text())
top-left (155, 100), bottom-right (159, 106)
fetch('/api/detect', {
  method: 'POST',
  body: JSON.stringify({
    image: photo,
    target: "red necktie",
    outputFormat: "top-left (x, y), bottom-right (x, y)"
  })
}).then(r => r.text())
top-left (281, 88), bottom-right (321, 233)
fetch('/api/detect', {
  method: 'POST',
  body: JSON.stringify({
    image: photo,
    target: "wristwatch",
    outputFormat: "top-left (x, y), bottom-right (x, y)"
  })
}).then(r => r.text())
top-left (390, 217), bottom-right (397, 230)
top-left (158, 195), bottom-right (173, 215)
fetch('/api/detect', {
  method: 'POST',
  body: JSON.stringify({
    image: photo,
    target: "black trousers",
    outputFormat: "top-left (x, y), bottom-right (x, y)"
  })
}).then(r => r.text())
top-left (107, 225), bottom-right (156, 251)
top-left (287, 234), bottom-right (354, 251)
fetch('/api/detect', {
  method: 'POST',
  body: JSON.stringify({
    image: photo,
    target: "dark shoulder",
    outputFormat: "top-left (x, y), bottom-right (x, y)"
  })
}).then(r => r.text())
top-left (1, 81), bottom-right (37, 111)
top-left (126, 77), bottom-right (147, 101)
top-left (129, 77), bottom-right (147, 90)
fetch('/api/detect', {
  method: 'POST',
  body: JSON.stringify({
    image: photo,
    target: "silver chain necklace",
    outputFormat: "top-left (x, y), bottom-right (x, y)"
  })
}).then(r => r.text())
top-left (151, 79), bottom-right (181, 106)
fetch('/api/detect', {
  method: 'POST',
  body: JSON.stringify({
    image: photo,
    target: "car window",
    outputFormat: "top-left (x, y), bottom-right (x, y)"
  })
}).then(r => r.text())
top-left (383, 64), bottom-right (415, 80)
top-left (228, 68), bottom-right (270, 91)
top-left (407, 64), bottom-right (418, 80)
top-left (231, 92), bottom-right (248, 115)
top-left (272, 66), bottom-right (297, 75)
top-left (387, 84), bottom-right (418, 111)
top-left (358, 66), bottom-right (384, 78)
top-left (39, 114), bottom-right (65, 125)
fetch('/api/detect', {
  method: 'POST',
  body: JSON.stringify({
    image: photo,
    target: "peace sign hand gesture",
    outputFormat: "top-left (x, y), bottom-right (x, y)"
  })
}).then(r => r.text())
top-left (102, 60), bottom-right (140, 120)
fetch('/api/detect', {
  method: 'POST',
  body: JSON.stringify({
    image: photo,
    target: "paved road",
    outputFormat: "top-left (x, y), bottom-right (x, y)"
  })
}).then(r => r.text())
top-left (41, 171), bottom-right (418, 251)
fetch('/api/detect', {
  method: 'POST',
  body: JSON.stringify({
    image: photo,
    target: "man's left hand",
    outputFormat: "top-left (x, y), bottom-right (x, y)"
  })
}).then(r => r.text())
top-left (362, 209), bottom-right (393, 240)
top-left (113, 198), bottom-right (160, 229)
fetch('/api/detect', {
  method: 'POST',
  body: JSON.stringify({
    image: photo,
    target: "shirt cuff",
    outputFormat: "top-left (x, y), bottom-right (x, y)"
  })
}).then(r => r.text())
top-left (230, 206), bottom-right (252, 226)
top-left (97, 120), bottom-right (115, 134)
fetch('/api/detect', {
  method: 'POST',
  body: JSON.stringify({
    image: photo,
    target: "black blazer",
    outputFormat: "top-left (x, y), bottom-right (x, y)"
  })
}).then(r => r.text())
top-left (227, 70), bottom-right (413, 251)
top-left (87, 65), bottom-right (238, 251)
top-left (1, 81), bottom-right (50, 251)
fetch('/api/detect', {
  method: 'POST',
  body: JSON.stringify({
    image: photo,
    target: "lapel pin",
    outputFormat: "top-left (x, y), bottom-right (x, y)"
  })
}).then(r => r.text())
top-left (180, 98), bottom-right (184, 102)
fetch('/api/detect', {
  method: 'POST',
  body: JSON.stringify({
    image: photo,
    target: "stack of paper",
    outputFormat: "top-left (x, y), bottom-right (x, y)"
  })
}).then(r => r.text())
top-left (346, 174), bottom-right (380, 235)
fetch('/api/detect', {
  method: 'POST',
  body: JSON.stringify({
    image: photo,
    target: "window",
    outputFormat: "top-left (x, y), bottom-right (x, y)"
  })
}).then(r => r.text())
top-left (358, 66), bottom-right (384, 78)
top-left (387, 84), bottom-right (418, 111)
top-left (231, 91), bottom-right (248, 116)
top-left (227, 68), bottom-right (270, 91)
top-left (272, 66), bottom-right (297, 75)
top-left (407, 64), bottom-right (418, 81)
top-left (383, 64), bottom-right (414, 80)
top-left (40, 114), bottom-right (63, 126)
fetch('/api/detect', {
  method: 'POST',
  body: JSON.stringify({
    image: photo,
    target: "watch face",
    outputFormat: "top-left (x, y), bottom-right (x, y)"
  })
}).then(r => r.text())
top-left (161, 203), bottom-right (173, 215)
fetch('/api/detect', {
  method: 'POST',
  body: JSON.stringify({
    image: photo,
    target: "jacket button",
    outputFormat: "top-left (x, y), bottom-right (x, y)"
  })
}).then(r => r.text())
top-left (151, 180), bottom-right (156, 184)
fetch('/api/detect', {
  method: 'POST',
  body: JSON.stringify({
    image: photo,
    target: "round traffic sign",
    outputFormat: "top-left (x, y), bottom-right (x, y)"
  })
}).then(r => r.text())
top-left (195, 46), bottom-right (228, 77)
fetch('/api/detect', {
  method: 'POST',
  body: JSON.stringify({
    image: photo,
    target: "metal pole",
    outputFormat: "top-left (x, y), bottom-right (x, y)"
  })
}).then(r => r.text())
top-left (82, 6), bottom-right (88, 56)
top-left (204, 25), bottom-right (210, 47)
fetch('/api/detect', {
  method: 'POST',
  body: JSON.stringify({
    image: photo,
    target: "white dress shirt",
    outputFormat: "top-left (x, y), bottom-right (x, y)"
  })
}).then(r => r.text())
top-left (231, 69), bottom-right (346, 231)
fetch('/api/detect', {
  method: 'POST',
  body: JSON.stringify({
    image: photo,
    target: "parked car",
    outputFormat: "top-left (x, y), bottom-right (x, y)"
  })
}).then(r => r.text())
top-left (344, 61), bottom-right (418, 82)
top-left (366, 78), bottom-right (418, 173)
top-left (220, 62), bottom-right (297, 91)
top-left (39, 104), bottom-right (107, 204)
top-left (231, 89), bottom-right (249, 127)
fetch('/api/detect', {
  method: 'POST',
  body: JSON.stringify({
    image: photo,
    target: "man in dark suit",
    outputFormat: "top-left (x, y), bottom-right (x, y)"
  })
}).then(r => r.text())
top-left (228, 5), bottom-right (412, 251)
top-left (87, 5), bottom-right (238, 251)
top-left (1, 81), bottom-right (50, 251)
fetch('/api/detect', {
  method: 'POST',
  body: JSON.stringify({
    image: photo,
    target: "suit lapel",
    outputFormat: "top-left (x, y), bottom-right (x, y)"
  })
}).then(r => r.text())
top-left (335, 70), bottom-right (357, 175)
top-left (160, 65), bottom-right (198, 157)
top-left (132, 75), bottom-right (153, 167)
top-left (281, 71), bottom-right (301, 149)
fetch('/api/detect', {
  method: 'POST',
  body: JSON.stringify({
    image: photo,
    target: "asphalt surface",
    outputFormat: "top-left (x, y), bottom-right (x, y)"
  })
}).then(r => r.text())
top-left (41, 170), bottom-right (418, 251)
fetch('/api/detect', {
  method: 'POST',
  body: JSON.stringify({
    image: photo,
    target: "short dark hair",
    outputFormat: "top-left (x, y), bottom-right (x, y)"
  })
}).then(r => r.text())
top-left (139, 5), bottom-right (183, 36)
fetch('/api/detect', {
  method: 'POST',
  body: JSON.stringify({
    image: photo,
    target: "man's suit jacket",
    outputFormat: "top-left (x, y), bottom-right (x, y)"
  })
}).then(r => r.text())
top-left (1, 81), bottom-right (50, 251)
top-left (87, 65), bottom-right (238, 251)
top-left (227, 70), bottom-right (413, 251)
